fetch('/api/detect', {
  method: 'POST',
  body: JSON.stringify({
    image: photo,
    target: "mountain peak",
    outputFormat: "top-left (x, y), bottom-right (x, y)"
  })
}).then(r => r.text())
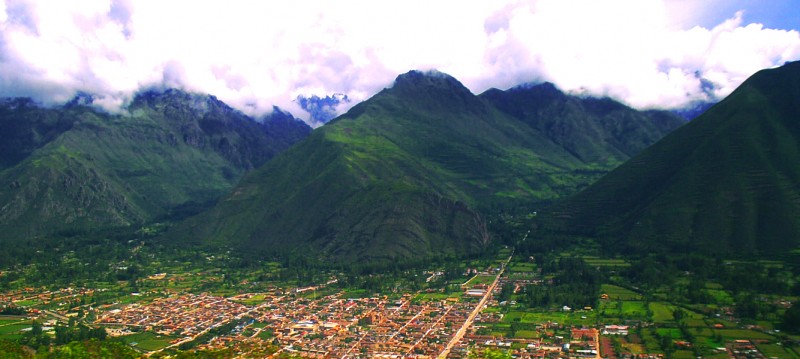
top-left (510, 81), bottom-right (560, 93)
top-left (130, 88), bottom-right (242, 118)
top-left (392, 70), bottom-right (471, 94)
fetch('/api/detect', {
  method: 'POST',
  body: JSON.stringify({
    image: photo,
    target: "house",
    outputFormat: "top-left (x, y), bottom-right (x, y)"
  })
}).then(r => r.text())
top-left (602, 325), bottom-right (629, 336)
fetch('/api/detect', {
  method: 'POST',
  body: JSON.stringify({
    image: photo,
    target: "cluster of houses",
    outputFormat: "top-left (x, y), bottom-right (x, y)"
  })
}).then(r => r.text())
top-left (96, 293), bottom-right (249, 338)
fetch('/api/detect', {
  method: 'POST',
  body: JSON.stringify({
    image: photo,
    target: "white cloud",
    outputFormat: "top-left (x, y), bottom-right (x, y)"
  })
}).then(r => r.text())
top-left (0, 0), bottom-right (798, 125)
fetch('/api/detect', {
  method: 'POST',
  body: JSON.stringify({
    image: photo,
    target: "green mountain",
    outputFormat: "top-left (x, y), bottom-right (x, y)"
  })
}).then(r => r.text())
top-left (179, 70), bottom-right (683, 261)
top-left (0, 90), bottom-right (311, 241)
top-left (554, 61), bottom-right (800, 255)
top-left (481, 82), bottom-right (682, 165)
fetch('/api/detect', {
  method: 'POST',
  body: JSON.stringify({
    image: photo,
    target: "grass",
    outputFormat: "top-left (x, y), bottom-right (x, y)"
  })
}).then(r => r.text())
top-left (232, 294), bottom-right (268, 305)
top-left (672, 350), bottom-right (696, 359)
top-left (514, 330), bottom-right (539, 339)
top-left (465, 275), bottom-right (496, 287)
top-left (620, 301), bottom-right (648, 318)
top-left (509, 263), bottom-right (536, 272)
top-left (641, 330), bottom-right (663, 353)
top-left (601, 284), bottom-right (642, 300)
top-left (707, 289), bottom-right (734, 305)
top-left (341, 289), bottom-right (371, 299)
top-left (12, 299), bottom-right (37, 307)
top-left (656, 328), bottom-right (682, 339)
top-left (257, 330), bottom-right (273, 340)
top-left (414, 292), bottom-right (462, 302)
top-left (502, 310), bottom-right (596, 327)
top-left (583, 256), bottom-right (631, 267)
top-left (650, 302), bottom-right (676, 323)
top-left (716, 329), bottom-right (774, 340)
top-left (757, 343), bottom-right (798, 358)
top-left (0, 323), bottom-right (30, 336)
top-left (120, 332), bottom-right (178, 352)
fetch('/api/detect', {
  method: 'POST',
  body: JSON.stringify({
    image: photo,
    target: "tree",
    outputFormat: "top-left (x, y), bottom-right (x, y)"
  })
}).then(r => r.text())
top-left (673, 309), bottom-right (685, 322)
top-left (781, 303), bottom-right (800, 333)
top-left (498, 283), bottom-right (513, 302)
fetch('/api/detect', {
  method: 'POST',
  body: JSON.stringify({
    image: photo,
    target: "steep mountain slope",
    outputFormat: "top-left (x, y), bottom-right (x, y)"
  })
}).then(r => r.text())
top-left (181, 71), bottom-right (683, 261)
top-left (481, 82), bottom-right (684, 165)
top-left (0, 90), bottom-right (311, 240)
top-left (556, 61), bottom-right (800, 255)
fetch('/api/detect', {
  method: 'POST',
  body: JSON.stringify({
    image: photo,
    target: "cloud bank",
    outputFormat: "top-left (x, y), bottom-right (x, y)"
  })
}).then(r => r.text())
top-left (0, 0), bottom-right (798, 124)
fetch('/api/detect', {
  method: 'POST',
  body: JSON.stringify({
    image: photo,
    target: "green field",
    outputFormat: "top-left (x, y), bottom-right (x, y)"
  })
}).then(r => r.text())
top-left (583, 257), bottom-right (631, 267)
top-left (716, 329), bottom-right (774, 340)
top-left (672, 350), bottom-right (696, 359)
top-left (757, 343), bottom-right (799, 358)
top-left (501, 310), bottom-right (595, 327)
top-left (620, 301), bottom-right (648, 318)
top-left (11, 300), bottom-right (37, 307)
top-left (232, 294), bottom-right (269, 305)
top-left (120, 332), bottom-right (177, 352)
top-left (656, 328), bottom-right (682, 339)
top-left (0, 322), bottom-right (30, 339)
top-left (414, 292), bottom-right (462, 302)
top-left (509, 262), bottom-right (536, 272)
top-left (601, 284), bottom-right (642, 300)
top-left (649, 302), bottom-right (676, 323)
top-left (465, 275), bottom-right (496, 287)
top-left (514, 330), bottom-right (539, 339)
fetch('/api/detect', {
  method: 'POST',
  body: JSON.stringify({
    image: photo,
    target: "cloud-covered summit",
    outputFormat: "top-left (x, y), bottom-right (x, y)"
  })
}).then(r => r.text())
top-left (0, 0), bottom-right (798, 126)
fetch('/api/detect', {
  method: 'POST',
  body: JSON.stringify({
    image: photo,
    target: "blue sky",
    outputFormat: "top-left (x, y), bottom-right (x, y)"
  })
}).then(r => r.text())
top-left (0, 0), bottom-right (798, 125)
top-left (692, 0), bottom-right (800, 30)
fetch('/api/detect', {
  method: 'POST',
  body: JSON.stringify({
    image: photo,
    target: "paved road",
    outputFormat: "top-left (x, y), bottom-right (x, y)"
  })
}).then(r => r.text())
top-left (438, 252), bottom-right (513, 359)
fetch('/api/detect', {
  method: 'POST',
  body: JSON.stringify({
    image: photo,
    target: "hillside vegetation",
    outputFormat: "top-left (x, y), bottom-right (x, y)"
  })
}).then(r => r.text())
top-left (553, 61), bottom-right (800, 255)
top-left (180, 71), bottom-right (683, 261)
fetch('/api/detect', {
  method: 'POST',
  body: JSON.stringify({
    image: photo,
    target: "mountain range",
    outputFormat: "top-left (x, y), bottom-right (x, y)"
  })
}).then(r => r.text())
top-left (16, 62), bottom-right (791, 263)
top-left (554, 61), bottom-right (800, 256)
top-left (0, 90), bottom-right (311, 242)
top-left (176, 70), bottom-right (684, 261)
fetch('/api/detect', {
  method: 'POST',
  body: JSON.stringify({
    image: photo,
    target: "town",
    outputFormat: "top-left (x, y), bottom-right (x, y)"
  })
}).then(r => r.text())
top-left (2, 245), bottom-right (798, 359)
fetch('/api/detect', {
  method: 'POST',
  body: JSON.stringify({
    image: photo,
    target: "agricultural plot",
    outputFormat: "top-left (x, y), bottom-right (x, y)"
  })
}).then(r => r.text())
top-left (464, 275), bottom-right (496, 287)
top-left (232, 294), bottom-right (270, 305)
top-left (620, 301), bottom-right (649, 319)
top-left (500, 310), bottom-right (596, 327)
top-left (120, 332), bottom-right (177, 352)
top-left (509, 262), bottom-right (536, 273)
top-left (716, 329), bottom-right (773, 340)
top-left (649, 302), bottom-right (676, 323)
top-left (583, 256), bottom-right (630, 268)
top-left (0, 320), bottom-right (30, 340)
top-left (672, 350), bottom-right (696, 359)
top-left (600, 284), bottom-right (642, 300)
top-left (757, 343), bottom-right (799, 358)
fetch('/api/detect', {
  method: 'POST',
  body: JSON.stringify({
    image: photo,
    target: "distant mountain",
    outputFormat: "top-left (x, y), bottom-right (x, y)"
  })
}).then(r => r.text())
top-left (296, 94), bottom-right (350, 124)
top-left (0, 89), bottom-right (311, 240)
top-left (481, 82), bottom-right (684, 164)
top-left (178, 71), bottom-right (683, 261)
top-left (554, 61), bottom-right (800, 255)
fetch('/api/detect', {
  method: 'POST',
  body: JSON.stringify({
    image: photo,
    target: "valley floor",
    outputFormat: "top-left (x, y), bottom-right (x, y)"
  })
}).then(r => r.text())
top-left (2, 247), bottom-right (800, 358)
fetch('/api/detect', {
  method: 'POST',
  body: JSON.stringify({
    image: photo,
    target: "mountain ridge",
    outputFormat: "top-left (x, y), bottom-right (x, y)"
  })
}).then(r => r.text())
top-left (0, 89), bottom-right (311, 240)
top-left (177, 70), bottom-right (684, 261)
top-left (551, 61), bottom-right (800, 255)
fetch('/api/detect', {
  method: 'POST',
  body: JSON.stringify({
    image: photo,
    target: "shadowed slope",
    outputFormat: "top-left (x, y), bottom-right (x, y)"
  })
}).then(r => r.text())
top-left (556, 61), bottom-right (800, 255)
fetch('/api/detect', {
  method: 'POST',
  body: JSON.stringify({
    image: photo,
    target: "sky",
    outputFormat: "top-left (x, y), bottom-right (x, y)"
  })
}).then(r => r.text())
top-left (0, 0), bottom-right (799, 126)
